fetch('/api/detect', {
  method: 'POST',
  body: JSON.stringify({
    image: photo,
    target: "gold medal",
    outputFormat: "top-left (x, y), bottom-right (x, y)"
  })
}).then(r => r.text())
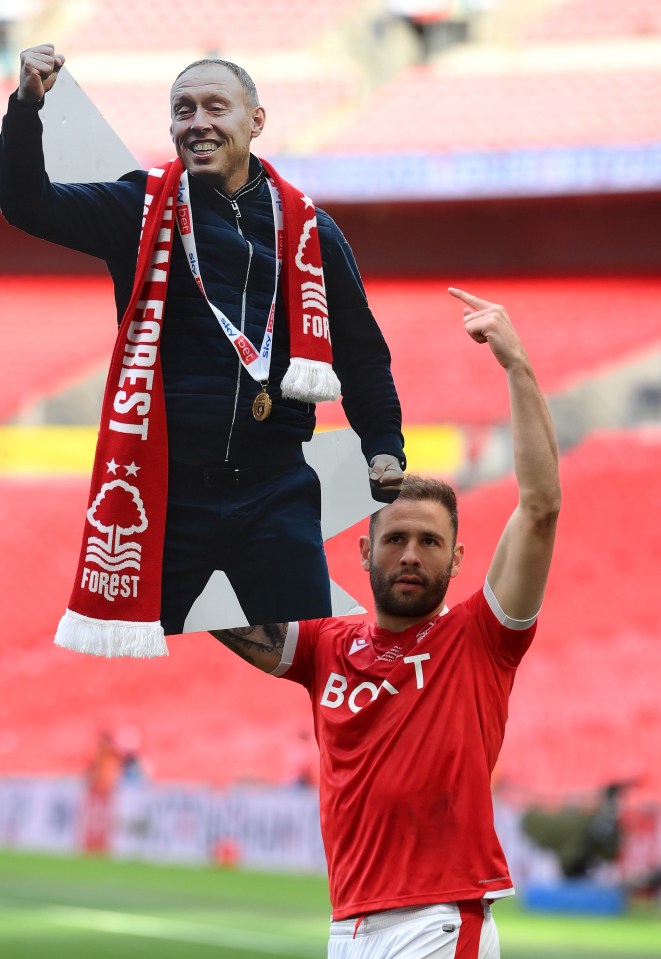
top-left (252, 388), bottom-right (272, 422)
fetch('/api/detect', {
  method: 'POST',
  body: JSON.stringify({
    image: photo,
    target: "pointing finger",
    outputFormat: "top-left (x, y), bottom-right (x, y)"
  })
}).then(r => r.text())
top-left (448, 287), bottom-right (494, 311)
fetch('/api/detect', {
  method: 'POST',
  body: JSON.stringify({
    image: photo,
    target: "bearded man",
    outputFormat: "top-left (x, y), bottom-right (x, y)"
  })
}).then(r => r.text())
top-left (211, 287), bottom-right (562, 959)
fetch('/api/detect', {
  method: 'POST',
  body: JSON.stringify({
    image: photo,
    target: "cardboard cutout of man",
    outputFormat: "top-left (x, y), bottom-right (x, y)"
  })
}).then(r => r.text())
top-left (0, 45), bottom-right (406, 656)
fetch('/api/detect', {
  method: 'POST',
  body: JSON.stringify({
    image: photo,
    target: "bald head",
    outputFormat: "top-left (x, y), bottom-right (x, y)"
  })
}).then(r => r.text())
top-left (172, 58), bottom-right (260, 109)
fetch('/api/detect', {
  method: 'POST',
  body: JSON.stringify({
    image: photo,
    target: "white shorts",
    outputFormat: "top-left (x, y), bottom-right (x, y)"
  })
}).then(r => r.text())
top-left (327, 901), bottom-right (499, 959)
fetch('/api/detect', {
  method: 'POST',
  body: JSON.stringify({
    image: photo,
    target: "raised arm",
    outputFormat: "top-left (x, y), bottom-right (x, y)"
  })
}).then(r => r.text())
top-left (209, 624), bottom-right (289, 673)
top-left (449, 288), bottom-right (561, 621)
top-left (1, 44), bottom-right (143, 262)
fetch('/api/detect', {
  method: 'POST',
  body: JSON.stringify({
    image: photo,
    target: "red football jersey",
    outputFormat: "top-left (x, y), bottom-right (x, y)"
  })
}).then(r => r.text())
top-left (276, 587), bottom-right (536, 920)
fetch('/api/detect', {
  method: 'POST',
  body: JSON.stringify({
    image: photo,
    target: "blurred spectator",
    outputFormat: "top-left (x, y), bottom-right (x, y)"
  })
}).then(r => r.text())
top-left (86, 729), bottom-right (122, 793)
top-left (385, 0), bottom-right (492, 60)
top-left (116, 724), bottom-right (146, 783)
top-left (81, 730), bottom-right (122, 853)
top-left (522, 780), bottom-right (637, 879)
top-left (283, 728), bottom-right (318, 788)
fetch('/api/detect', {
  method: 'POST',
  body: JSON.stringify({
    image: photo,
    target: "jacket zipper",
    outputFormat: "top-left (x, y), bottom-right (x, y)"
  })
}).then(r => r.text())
top-left (224, 198), bottom-right (253, 462)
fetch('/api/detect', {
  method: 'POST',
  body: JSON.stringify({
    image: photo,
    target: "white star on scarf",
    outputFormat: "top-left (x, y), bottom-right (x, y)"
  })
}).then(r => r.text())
top-left (300, 194), bottom-right (314, 209)
top-left (124, 462), bottom-right (140, 476)
top-left (106, 459), bottom-right (119, 474)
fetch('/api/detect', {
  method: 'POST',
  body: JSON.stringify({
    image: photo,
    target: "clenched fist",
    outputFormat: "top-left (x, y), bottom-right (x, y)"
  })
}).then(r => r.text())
top-left (18, 44), bottom-right (65, 105)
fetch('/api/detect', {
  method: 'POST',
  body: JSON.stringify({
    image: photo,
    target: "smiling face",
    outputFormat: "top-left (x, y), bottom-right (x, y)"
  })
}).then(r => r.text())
top-left (360, 498), bottom-right (464, 632)
top-left (170, 63), bottom-right (265, 195)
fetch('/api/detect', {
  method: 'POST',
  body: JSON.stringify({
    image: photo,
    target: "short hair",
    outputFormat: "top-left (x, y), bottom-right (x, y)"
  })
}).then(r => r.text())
top-left (172, 59), bottom-right (260, 109)
top-left (369, 474), bottom-right (459, 545)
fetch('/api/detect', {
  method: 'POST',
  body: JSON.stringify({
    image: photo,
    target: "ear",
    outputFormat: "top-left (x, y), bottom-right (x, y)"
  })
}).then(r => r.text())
top-left (250, 106), bottom-right (266, 139)
top-left (359, 534), bottom-right (371, 572)
top-left (169, 122), bottom-right (174, 142)
top-left (450, 542), bottom-right (465, 578)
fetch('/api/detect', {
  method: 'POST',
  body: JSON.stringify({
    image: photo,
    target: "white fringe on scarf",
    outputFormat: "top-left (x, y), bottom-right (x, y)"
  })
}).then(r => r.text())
top-left (54, 608), bottom-right (169, 658)
top-left (281, 357), bottom-right (341, 403)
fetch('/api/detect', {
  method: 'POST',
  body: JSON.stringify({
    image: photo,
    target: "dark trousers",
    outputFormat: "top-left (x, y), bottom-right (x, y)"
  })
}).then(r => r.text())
top-left (160, 460), bottom-right (331, 634)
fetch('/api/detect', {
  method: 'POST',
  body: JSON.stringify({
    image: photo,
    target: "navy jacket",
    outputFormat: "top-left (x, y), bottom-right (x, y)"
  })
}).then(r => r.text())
top-left (0, 92), bottom-right (405, 467)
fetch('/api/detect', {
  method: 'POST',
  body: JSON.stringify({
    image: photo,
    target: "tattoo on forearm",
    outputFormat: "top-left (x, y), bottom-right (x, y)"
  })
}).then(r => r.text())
top-left (210, 623), bottom-right (288, 666)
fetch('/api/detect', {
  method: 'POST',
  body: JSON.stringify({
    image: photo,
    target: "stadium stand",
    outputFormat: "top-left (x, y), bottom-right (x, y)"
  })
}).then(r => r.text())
top-left (462, 430), bottom-right (661, 804)
top-left (359, 276), bottom-right (661, 426)
top-left (9, 6), bottom-right (661, 166)
top-left (0, 276), bottom-right (116, 421)
top-left (526, 0), bottom-right (661, 42)
top-left (63, 0), bottom-right (358, 54)
top-left (2, 0), bottom-right (660, 827)
top-left (3, 275), bottom-right (660, 427)
top-left (0, 472), bottom-right (312, 783)
top-left (321, 66), bottom-right (661, 154)
top-left (1, 430), bottom-right (659, 803)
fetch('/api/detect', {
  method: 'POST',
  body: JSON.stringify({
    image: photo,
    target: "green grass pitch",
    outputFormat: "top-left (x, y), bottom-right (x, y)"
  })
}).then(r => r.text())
top-left (0, 851), bottom-right (659, 958)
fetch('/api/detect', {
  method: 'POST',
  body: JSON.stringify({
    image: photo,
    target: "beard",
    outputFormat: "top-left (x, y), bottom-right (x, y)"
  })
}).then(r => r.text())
top-left (369, 560), bottom-right (454, 620)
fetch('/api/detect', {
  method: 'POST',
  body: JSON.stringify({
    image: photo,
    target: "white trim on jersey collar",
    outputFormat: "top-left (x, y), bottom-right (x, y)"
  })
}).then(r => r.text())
top-left (483, 578), bottom-right (539, 630)
top-left (270, 605), bottom-right (452, 678)
top-left (270, 622), bottom-right (299, 677)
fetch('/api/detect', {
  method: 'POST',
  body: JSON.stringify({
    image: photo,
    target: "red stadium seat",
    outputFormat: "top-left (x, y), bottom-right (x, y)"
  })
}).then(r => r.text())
top-left (321, 67), bottom-right (661, 154)
top-left (3, 275), bottom-right (661, 425)
top-left (64, 0), bottom-right (357, 53)
top-left (0, 276), bottom-right (117, 421)
top-left (318, 276), bottom-right (661, 426)
top-left (526, 0), bottom-right (661, 43)
top-left (1, 431), bottom-right (660, 803)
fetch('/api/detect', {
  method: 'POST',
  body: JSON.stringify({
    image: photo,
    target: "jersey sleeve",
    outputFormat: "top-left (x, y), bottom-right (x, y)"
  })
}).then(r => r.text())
top-left (270, 618), bottom-right (322, 690)
top-left (467, 584), bottom-right (537, 669)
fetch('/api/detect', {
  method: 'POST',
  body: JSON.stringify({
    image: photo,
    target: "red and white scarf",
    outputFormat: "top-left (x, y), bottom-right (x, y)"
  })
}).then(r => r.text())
top-left (54, 157), bottom-right (339, 658)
